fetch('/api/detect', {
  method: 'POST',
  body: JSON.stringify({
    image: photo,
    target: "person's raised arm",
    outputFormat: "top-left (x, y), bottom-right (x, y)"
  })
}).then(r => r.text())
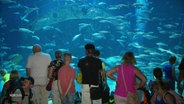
top-left (106, 66), bottom-right (118, 81)
top-left (134, 67), bottom-right (147, 89)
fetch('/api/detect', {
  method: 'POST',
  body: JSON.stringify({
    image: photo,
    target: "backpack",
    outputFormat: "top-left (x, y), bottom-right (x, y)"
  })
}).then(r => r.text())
top-left (138, 87), bottom-right (151, 104)
top-left (2, 78), bottom-right (33, 104)
top-left (76, 72), bottom-right (82, 84)
top-left (102, 83), bottom-right (110, 103)
top-left (179, 58), bottom-right (184, 70)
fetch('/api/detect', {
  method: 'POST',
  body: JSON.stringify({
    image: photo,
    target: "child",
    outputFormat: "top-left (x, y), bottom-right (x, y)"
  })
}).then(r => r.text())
top-left (12, 76), bottom-right (37, 104)
top-left (58, 53), bottom-right (76, 104)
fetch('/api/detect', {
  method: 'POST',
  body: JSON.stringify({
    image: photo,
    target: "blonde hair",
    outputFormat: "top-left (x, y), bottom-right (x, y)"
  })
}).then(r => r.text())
top-left (122, 51), bottom-right (136, 65)
top-left (10, 70), bottom-right (19, 79)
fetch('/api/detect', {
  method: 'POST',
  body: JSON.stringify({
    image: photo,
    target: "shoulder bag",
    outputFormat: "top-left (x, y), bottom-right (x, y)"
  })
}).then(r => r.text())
top-left (46, 78), bottom-right (53, 91)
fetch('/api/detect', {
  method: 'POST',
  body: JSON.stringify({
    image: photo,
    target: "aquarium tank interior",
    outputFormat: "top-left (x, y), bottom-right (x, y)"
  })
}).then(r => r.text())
top-left (0, 0), bottom-right (184, 101)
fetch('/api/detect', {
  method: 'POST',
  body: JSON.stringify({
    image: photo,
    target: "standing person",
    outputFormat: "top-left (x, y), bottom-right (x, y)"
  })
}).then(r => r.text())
top-left (48, 50), bottom-right (64, 104)
top-left (106, 51), bottom-right (147, 104)
top-left (58, 53), bottom-right (76, 104)
top-left (94, 50), bottom-right (106, 83)
top-left (163, 56), bottom-right (177, 90)
top-left (78, 43), bottom-right (103, 104)
top-left (26, 44), bottom-right (51, 104)
top-left (94, 49), bottom-right (110, 104)
top-left (177, 57), bottom-right (184, 95)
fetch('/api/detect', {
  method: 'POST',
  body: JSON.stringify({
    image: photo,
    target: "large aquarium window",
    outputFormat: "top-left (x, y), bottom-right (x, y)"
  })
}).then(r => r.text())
top-left (0, 0), bottom-right (184, 98)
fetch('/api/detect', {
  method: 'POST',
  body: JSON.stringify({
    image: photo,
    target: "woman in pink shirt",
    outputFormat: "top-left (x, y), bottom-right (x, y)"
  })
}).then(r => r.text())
top-left (106, 51), bottom-right (147, 104)
top-left (58, 53), bottom-right (76, 104)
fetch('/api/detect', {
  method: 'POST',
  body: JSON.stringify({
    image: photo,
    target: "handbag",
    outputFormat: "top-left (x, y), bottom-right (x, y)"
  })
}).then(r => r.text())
top-left (90, 86), bottom-right (102, 100)
top-left (121, 65), bottom-right (140, 104)
top-left (46, 78), bottom-right (53, 91)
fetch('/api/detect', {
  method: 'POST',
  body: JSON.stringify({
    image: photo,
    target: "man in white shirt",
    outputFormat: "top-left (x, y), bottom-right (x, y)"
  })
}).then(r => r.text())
top-left (26, 44), bottom-right (51, 104)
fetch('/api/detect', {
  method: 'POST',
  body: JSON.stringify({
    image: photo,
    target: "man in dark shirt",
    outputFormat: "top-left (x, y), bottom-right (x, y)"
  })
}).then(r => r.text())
top-left (78, 43), bottom-right (102, 104)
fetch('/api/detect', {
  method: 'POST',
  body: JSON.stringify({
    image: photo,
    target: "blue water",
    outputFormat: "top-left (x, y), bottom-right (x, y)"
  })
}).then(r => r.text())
top-left (0, 0), bottom-right (184, 96)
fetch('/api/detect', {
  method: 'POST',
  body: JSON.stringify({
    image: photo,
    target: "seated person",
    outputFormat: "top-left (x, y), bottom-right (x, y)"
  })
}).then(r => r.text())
top-left (150, 80), bottom-right (177, 104)
top-left (12, 76), bottom-right (37, 104)
top-left (148, 67), bottom-right (164, 95)
top-left (0, 70), bottom-right (19, 103)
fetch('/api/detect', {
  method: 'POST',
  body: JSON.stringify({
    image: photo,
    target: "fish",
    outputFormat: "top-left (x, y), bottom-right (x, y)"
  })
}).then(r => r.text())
top-left (17, 46), bottom-right (33, 49)
top-left (1, 46), bottom-right (11, 50)
top-left (72, 34), bottom-right (81, 41)
top-left (0, 0), bottom-right (16, 4)
top-left (38, 17), bottom-right (50, 23)
top-left (135, 54), bottom-right (149, 59)
top-left (128, 42), bottom-right (144, 49)
top-left (132, 3), bottom-right (145, 7)
top-left (156, 42), bottom-right (168, 47)
top-left (32, 35), bottom-right (40, 41)
top-left (58, 48), bottom-right (69, 53)
top-left (42, 26), bottom-right (62, 33)
top-left (54, 27), bottom-right (63, 33)
top-left (84, 38), bottom-right (94, 43)
top-left (19, 28), bottom-right (34, 34)
top-left (142, 34), bottom-right (157, 40)
top-left (164, 24), bottom-right (176, 29)
top-left (97, 2), bottom-right (106, 6)
top-left (44, 43), bottom-right (56, 47)
top-left (158, 48), bottom-right (176, 56)
top-left (8, 53), bottom-right (20, 59)
top-left (42, 25), bottom-right (54, 30)
top-left (169, 33), bottom-right (181, 38)
top-left (116, 39), bottom-right (125, 47)
top-left (78, 23), bottom-right (92, 31)
top-left (98, 30), bottom-right (110, 34)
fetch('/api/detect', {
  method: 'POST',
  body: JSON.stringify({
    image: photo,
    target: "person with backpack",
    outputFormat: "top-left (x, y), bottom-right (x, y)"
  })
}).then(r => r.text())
top-left (0, 70), bottom-right (20, 104)
top-left (94, 50), bottom-right (110, 104)
top-left (11, 76), bottom-right (37, 104)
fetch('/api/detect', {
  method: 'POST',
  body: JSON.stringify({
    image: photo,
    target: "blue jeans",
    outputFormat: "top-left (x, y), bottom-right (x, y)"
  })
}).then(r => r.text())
top-left (62, 93), bottom-right (75, 104)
